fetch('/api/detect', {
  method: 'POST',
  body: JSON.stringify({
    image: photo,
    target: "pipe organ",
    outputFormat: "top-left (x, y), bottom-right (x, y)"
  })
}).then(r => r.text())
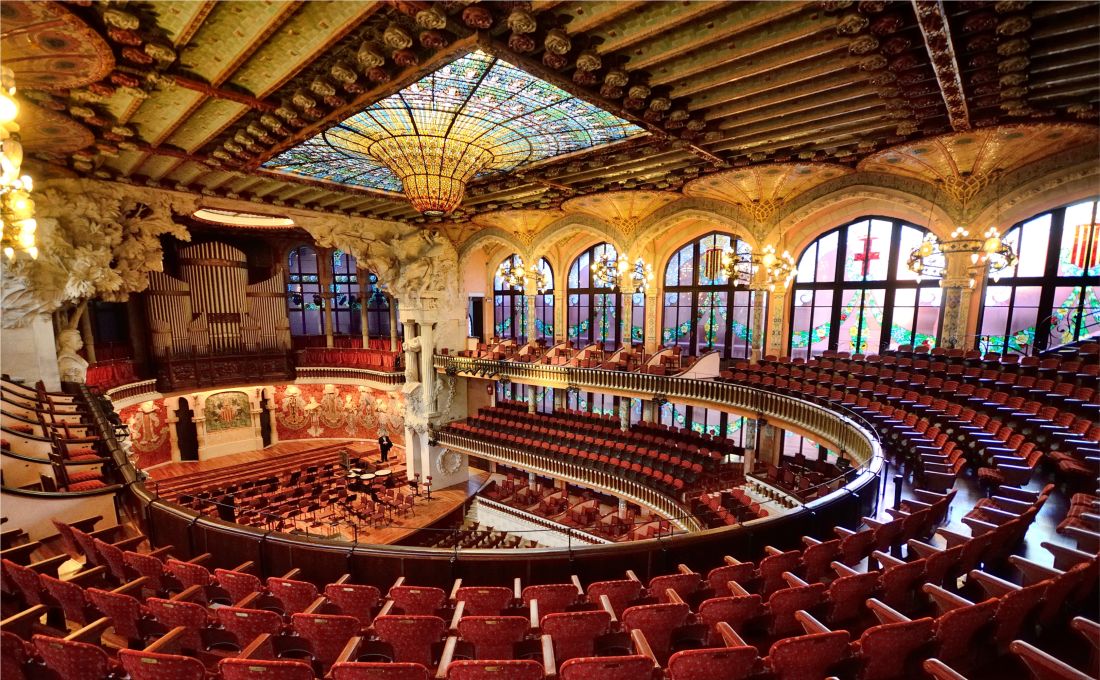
top-left (144, 241), bottom-right (291, 357)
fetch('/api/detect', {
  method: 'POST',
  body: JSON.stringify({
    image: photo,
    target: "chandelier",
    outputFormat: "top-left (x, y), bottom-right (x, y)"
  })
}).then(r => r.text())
top-left (907, 227), bottom-right (1018, 287)
top-left (720, 245), bottom-right (795, 291)
top-left (592, 252), bottom-right (654, 293)
top-left (496, 257), bottom-right (549, 293)
top-left (0, 67), bottom-right (36, 260)
top-left (264, 51), bottom-right (642, 216)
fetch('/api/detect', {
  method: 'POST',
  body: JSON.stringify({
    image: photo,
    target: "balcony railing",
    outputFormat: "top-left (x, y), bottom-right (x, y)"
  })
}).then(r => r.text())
top-left (434, 354), bottom-right (880, 468)
top-left (438, 429), bottom-right (703, 532)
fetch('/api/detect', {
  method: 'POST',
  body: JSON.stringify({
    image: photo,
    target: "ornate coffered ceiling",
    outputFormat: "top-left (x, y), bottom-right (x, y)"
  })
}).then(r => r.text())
top-left (4, 0), bottom-right (1098, 239)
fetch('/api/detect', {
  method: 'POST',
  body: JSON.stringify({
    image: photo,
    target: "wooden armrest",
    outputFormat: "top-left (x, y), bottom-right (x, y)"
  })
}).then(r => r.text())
top-left (795, 610), bottom-right (831, 635)
top-left (830, 561), bottom-right (860, 578)
top-left (185, 553), bottom-right (212, 565)
top-left (867, 598), bottom-right (911, 625)
top-left (782, 571), bottom-right (809, 588)
top-left (334, 636), bottom-right (362, 665)
top-left (449, 579), bottom-right (463, 601)
top-left (967, 570), bottom-right (1020, 598)
top-left (763, 545), bottom-right (782, 556)
top-left (677, 563), bottom-right (695, 575)
top-left (333, 574), bottom-right (351, 585)
top-left (922, 658), bottom-right (968, 680)
top-left (901, 499), bottom-right (932, 511)
top-left (390, 576), bottom-right (406, 592)
top-left (570, 575), bottom-right (583, 595)
top-left (727, 580), bottom-right (751, 597)
top-left (302, 596), bottom-right (327, 614)
top-left (68, 516), bottom-right (103, 533)
top-left (435, 636), bottom-right (458, 680)
top-left (376, 600), bottom-right (395, 618)
top-left (448, 600), bottom-right (465, 632)
top-left (240, 633), bottom-right (275, 661)
top-left (922, 583), bottom-right (975, 613)
top-left (1009, 640), bottom-right (1093, 680)
top-left (629, 629), bottom-right (660, 667)
top-left (143, 626), bottom-right (189, 654)
top-left (723, 555), bottom-right (742, 566)
top-left (65, 617), bottom-right (112, 644)
top-left (280, 568), bottom-right (301, 580)
top-left (235, 592), bottom-right (260, 609)
top-left (1010, 555), bottom-right (1063, 585)
top-left (232, 561), bottom-right (255, 573)
top-left (170, 585), bottom-right (205, 602)
top-left (513, 577), bottom-right (522, 600)
top-left (111, 535), bottom-right (146, 551)
top-left (993, 486), bottom-right (1038, 502)
top-left (529, 599), bottom-right (539, 631)
top-left (907, 539), bottom-right (941, 559)
top-left (112, 576), bottom-right (151, 596)
top-left (0, 541), bottom-right (42, 564)
top-left (665, 588), bottom-right (685, 605)
top-left (871, 551), bottom-right (904, 568)
top-left (540, 634), bottom-right (557, 679)
top-left (599, 594), bottom-right (617, 624)
top-left (834, 526), bottom-right (856, 538)
top-left (861, 516), bottom-right (884, 530)
top-left (148, 546), bottom-right (174, 560)
top-left (716, 621), bottom-right (749, 648)
top-left (802, 536), bottom-right (822, 547)
top-left (65, 565), bottom-right (108, 586)
top-left (1041, 542), bottom-right (1098, 571)
top-left (0, 605), bottom-right (48, 638)
top-left (625, 570), bottom-right (641, 583)
top-left (27, 554), bottom-right (69, 575)
top-left (1071, 616), bottom-right (1100, 644)
top-left (935, 528), bottom-right (971, 548)
top-left (962, 516), bottom-right (999, 536)
top-left (988, 496), bottom-right (1031, 512)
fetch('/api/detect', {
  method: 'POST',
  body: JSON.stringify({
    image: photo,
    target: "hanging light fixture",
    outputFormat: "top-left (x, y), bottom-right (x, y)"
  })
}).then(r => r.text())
top-left (907, 227), bottom-right (1019, 288)
top-left (591, 251), bottom-right (654, 293)
top-left (720, 245), bottom-right (795, 291)
top-left (0, 67), bottom-right (36, 260)
top-left (496, 257), bottom-right (549, 293)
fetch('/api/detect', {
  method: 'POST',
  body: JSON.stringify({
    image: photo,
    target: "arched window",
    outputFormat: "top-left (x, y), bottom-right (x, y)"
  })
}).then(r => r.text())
top-left (287, 246), bottom-right (324, 336)
top-left (978, 198), bottom-right (1100, 353)
top-left (331, 250), bottom-right (361, 336)
top-left (567, 243), bottom-right (644, 350)
top-left (789, 217), bottom-right (941, 358)
top-left (534, 258), bottom-right (554, 343)
top-left (364, 272), bottom-right (391, 339)
top-left (662, 231), bottom-right (761, 359)
top-left (493, 254), bottom-right (527, 343)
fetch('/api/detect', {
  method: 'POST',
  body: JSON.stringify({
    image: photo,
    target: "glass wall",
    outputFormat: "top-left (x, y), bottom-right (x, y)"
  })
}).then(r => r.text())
top-left (331, 250), bottom-right (361, 336)
top-left (978, 198), bottom-right (1100, 353)
top-left (789, 218), bottom-right (940, 358)
top-left (287, 245), bottom-right (324, 336)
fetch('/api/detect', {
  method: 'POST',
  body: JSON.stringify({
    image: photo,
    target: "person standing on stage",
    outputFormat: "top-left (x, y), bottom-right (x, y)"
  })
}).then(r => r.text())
top-left (378, 432), bottom-right (393, 462)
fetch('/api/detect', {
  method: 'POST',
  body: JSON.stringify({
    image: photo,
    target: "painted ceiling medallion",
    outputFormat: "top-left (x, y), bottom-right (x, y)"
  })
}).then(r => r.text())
top-left (473, 209), bottom-right (565, 245)
top-left (0, 0), bottom-right (115, 91)
top-left (263, 49), bottom-right (644, 216)
top-left (683, 163), bottom-right (854, 225)
top-left (858, 123), bottom-right (1100, 205)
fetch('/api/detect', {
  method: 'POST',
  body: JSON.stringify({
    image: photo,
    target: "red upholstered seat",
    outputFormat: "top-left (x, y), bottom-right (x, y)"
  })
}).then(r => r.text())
top-left (267, 576), bottom-right (319, 614)
top-left (559, 655), bottom-right (656, 680)
top-left (220, 658), bottom-right (315, 680)
top-left (147, 597), bottom-right (209, 652)
top-left (621, 602), bottom-right (690, 663)
top-left (214, 568), bottom-right (262, 603)
top-left (87, 586), bottom-right (148, 644)
top-left (331, 662), bottom-right (430, 680)
top-left (667, 645), bottom-right (759, 680)
top-left (765, 630), bottom-right (851, 680)
top-left (292, 612), bottom-right (361, 667)
top-left (325, 583), bottom-right (381, 628)
top-left (540, 610), bottom-right (611, 663)
top-left (455, 586), bottom-right (513, 616)
top-left (33, 634), bottom-right (120, 680)
top-left (445, 659), bottom-right (544, 680)
top-left (216, 606), bottom-right (282, 647)
top-left (119, 649), bottom-right (206, 680)
top-left (388, 585), bottom-right (446, 615)
top-left (522, 583), bottom-right (580, 615)
top-left (2, 631), bottom-right (31, 680)
top-left (586, 579), bottom-right (642, 617)
top-left (851, 617), bottom-right (934, 680)
top-left (456, 616), bottom-right (528, 660)
top-left (373, 615), bottom-right (446, 667)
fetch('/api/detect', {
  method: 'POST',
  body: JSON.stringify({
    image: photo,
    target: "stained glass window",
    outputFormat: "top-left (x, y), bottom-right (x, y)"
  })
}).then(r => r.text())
top-left (977, 198), bottom-right (1100, 353)
top-left (661, 232), bottom-right (760, 359)
top-left (331, 250), bottom-right (361, 336)
top-left (493, 254), bottom-right (527, 344)
top-left (535, 259), bottom-right (555, 343)
top-left (568, 243), bottom-right (620, 350)
top-left (789, 218), bottom-right (940, 358)
top-left (364, 273), bottom-right (391, 339)
top-left (287, 245), bottom-right (324, 336)
top-left (262, 50), bottom-right (645, 194)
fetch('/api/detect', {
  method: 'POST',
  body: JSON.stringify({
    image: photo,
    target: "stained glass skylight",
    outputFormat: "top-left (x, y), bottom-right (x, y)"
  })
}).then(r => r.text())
top-left (262, 50), bottom-right (645, 215)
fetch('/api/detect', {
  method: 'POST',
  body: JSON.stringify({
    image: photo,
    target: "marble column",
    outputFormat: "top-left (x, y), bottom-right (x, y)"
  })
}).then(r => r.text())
top-left (554, 281), bottom-right (567, 345)
top-left (938, 251), bottom-right (976, 349)
top-left (618, 398), bottom-right (630, 431)
top-left (404, 425), bottom-right (420, 481)
top-left (525, 292), bottom-right (537, 344)
top-left (750, 287), bottom-right (766, 363)
top-left (403, 322), bottom-right (418, 383)
top-left (641, 399), bottom-right (655, 423)
top-left (552, 387), bottom-right (564, 412)
top-left (742, 417), bottom-right (759, 475)
top-left (419, 322), bottom-right (436, 412)
top-left (527, 387), bottom-right (536, 413)
top-left (644, 291), bottom-right (659, 354)
top-left (80, 308), bottom-right (97, 364)
top-left (322, 255), bottom-right (335, 349)
top-left (765, 284), bottom-right (788, 357)
top-left (620, 294), bottom-right (632, 349)
top-left (359, 295), bottom-right (369, 349)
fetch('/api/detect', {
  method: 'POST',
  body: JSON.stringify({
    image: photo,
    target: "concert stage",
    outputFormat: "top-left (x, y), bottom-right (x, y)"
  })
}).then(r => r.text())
top-left (146, 440), bottom-right (488, 545)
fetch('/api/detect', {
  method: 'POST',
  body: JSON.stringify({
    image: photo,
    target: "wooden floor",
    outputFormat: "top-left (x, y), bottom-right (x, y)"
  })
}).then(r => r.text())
top-left (144, 439), bottom-right (489, 546)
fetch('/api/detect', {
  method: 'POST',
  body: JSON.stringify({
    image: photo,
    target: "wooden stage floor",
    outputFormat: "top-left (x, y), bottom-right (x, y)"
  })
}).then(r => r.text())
top-left (145, 440), bottom-right (489, 546)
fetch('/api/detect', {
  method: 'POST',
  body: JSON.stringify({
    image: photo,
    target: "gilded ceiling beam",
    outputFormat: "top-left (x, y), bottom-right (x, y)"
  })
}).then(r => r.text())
top-left (172, 75), bottom-right (277, 113)
top-left (912, 0), bottom-right (970, 132)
